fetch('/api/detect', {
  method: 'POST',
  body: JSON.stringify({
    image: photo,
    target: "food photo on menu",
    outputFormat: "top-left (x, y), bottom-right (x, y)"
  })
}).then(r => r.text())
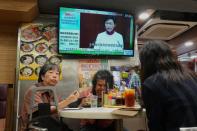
top-left (20, 66), bottom-right (34, 77)
top-left (20, 42), bottom-right (34, 53)
top-left (35, 42), bottom-right (48, 54)
top-left (35, 55), bottom-right (48, 66)
top-left (43, 24), bottom-right (57, 42)
top-left (21, 24), bottom-right (43, 42)
top-left (20, 54), bottom-right (34, 65)
top-left (49, 44), bottom-right (58, 54)
top-left (19, 23), bottom-right (61, 80)
top-left (49, 55), bottom-right (62, 65)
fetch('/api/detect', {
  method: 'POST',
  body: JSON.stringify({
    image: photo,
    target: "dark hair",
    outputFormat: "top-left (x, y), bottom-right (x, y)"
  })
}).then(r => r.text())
top-left (139, 40), bottom-right (195, 82)
top-left (104, 16), bottom-right (116, 24)
top-left (38, 63), bottom-right (61, 83)
top-left (92, 70), bottom-right (114, 95)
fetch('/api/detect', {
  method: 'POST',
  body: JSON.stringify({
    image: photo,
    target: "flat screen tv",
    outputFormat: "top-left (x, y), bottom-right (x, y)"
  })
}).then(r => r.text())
top-left (58, 6), bottom-right (135, 56)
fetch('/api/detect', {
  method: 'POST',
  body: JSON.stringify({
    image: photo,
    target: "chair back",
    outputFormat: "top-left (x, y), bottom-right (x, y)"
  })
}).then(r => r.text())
top-left (29, 86), bottom-right (59, 121)
top-left (38, 103), bottom-right (50, 116)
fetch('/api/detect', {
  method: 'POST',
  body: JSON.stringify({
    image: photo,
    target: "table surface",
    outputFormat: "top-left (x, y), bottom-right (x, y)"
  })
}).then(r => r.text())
top-left (59, 107), bottom-right (138, 119)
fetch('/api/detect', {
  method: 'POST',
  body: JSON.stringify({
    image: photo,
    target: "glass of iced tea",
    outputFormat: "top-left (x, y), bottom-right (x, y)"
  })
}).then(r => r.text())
top-left (124, 89), bottom-right (135, 107)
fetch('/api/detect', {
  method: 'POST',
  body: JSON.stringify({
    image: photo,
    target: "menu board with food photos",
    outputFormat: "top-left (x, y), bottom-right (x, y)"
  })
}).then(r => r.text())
top-left (19, 23), bottom-right (62, 80)
top-left (78, 59), bottom-right (108, 88)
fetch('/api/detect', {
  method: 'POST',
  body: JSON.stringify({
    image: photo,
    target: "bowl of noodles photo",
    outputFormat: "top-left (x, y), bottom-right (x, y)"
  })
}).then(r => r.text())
top-left (35, 55), bottom-right (48, 66)
top-left (20, 66), bottom-right (34, 77)
top-left (49, 55), bottom-right (62, 65)
top-left (20, 54), bottom-right (34, 65)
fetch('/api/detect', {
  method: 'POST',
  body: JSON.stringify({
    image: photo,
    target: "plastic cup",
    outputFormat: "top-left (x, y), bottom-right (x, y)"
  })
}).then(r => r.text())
top-left (125, 89), bottom-right (135, 107)
top-left (90, 95), bottom-right (98, 108)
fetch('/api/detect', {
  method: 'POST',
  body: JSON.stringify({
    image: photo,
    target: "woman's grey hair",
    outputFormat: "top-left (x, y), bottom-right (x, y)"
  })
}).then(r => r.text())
top-left (38, 63), bottom-right (61, 83)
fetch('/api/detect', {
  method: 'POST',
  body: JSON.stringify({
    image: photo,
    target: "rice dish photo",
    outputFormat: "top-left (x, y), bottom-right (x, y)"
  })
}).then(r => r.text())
top-left (35, 42), bottom-right (48, 53)
top-left (20, 43), bottom-right (34, 52)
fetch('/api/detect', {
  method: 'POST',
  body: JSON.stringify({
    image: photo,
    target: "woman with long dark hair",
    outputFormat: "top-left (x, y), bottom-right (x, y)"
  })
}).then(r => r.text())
top-left (140, 40), bottom-right (197, 131)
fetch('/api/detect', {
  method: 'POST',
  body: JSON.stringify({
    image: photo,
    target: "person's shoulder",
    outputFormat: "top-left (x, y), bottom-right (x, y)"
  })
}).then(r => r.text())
top-left (24, 83), bottom-right (39, 94)
top-left (146, 73), bottom-right (164, 81)
top-left (96, 32), bottom-right (106, 40)
top-left (144, 73), bottom-right (164, 87)
top-left (97, 31), bottom-right (106, 36)
top-left (114, 31), bottom-right (122, 36)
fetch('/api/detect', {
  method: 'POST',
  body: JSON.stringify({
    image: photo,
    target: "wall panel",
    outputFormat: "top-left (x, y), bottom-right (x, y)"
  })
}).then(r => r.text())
top-left (0, 24), bottom-right (18, 84)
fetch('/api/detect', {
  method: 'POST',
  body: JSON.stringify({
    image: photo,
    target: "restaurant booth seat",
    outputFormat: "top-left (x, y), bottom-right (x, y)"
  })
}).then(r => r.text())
top-left (0, 84), bottom-right (8, 118)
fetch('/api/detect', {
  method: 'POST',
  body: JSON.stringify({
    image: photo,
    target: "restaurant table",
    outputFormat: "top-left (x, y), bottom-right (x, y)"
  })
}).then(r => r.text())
top-left (59, 107), bottom-right (139, 131)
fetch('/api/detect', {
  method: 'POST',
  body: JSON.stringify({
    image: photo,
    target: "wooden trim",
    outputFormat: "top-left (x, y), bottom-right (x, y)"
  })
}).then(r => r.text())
top-left (0, 24), bottom-right (18, 84)
top-left (0, 0), bottom-right (38, 23)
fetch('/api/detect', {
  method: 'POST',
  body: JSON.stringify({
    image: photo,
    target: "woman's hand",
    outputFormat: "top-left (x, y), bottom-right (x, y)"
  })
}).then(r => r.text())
top-left (67, 90), bottom-right (80, 103)
top-left (58, 90), bottom-right (79, 109)
top-left (79, 97), bottom-right (91, 107)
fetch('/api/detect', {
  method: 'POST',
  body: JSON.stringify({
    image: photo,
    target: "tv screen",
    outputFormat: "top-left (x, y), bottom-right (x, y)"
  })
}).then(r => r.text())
top-left (58, 7), bottom-right (135, 56)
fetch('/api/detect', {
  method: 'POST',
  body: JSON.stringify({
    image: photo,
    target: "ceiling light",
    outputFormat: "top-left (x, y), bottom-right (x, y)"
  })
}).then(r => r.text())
top-left (139, 12), bottom-right (150, 20)
top-left (178, 57), bottom-right (191, 61)
top-left (184, 41), bottom-right (194, 47)
top-left (191, 55), bottom-right (197, 59)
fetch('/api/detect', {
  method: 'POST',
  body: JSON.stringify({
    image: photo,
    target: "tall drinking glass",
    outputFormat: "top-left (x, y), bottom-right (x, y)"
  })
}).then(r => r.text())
top-left (125, 89), bottom-right (135, 107)
top-left (90, 95), bottom-right (98, 108)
